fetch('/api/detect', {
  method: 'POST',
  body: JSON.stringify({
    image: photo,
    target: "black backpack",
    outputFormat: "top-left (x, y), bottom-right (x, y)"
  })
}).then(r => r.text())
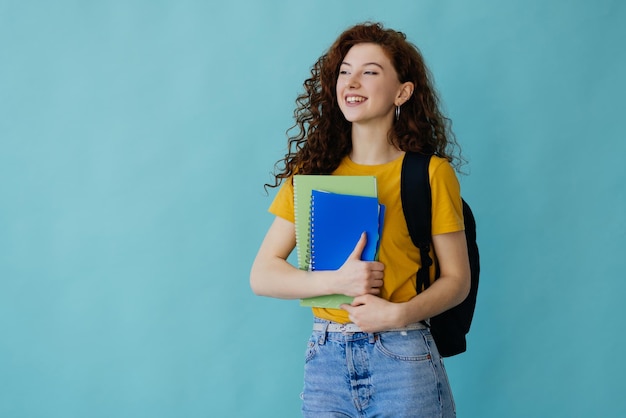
top-left (400, 152), bottom-right (480, 357)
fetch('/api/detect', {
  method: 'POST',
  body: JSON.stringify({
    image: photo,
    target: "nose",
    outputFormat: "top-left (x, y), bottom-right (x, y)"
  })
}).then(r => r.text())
top-left (346, 73), bottom-right (360, 88)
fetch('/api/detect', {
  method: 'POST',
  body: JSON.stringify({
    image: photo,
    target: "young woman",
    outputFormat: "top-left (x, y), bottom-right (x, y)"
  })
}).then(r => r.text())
top-left (251, 22), bottom-right (470, 417)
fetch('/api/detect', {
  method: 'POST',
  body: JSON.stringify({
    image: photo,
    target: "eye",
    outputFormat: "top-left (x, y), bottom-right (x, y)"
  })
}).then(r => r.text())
top-left (339, 69), bottom-right (350, 75)
top-left (364, 70), bottom-right (378, 75)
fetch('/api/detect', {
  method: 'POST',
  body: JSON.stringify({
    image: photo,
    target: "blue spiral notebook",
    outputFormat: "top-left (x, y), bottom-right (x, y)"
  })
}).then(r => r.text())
top-left (300, 189), bottom-right (385, 308)
top-left (293, 175), bottom-right (378, 272)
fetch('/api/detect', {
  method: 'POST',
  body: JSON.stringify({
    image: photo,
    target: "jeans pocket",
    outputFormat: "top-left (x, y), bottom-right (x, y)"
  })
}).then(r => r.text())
top-left (375, 330), bottom-right (433, 361)
top-left (304, 333), bottom-right (321, 363)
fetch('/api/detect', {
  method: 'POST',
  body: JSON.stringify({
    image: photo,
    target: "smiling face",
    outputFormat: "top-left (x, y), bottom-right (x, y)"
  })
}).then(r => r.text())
top-left (336, 43), bottom-right (408, 129)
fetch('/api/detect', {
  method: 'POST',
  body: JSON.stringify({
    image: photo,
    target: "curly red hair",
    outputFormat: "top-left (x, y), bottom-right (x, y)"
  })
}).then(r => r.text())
top-left (267, 22), bottom-right (463, 189)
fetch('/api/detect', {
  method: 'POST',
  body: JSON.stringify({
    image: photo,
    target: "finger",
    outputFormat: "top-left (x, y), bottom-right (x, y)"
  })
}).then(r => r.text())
top-left (369, 261), bottom-right (385, 272)
top-left (350, 295), bottom-right (366, 306)
top-left (347, 232), bottom-right (367, 260)
top-left (340, 303), bottom-right (353, 312)
top-left (372, 278), bottom-right (384, 288)
top-left (371, 268), bottom-right (384, 277)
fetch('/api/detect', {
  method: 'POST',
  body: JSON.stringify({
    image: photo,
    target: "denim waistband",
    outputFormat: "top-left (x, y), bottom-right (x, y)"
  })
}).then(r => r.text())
top-left (313, 319), bottom-right (427, 334)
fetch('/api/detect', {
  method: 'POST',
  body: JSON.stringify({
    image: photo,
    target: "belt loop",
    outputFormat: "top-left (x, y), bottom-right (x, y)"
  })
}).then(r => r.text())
top-left (368, 333), bottom-right (376, 344)
top-left (318, 321), bottom-right (329, 345)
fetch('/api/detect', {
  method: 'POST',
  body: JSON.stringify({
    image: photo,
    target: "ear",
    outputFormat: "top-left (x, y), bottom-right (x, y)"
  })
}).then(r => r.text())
top-left (395, 82), bottom-right (415, 106)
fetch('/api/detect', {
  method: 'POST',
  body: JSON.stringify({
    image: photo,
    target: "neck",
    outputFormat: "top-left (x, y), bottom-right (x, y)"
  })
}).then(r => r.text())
top-left (349, 123), bottom-right (403, 165)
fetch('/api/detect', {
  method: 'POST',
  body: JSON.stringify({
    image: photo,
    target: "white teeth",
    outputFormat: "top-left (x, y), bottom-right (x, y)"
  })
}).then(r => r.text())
top-left (346, 96), bottom-right (365, 103)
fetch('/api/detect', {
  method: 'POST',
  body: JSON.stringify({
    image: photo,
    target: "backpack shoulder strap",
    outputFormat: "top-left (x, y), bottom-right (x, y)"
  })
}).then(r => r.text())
top-left (401, 152), bottom-right (435, 292)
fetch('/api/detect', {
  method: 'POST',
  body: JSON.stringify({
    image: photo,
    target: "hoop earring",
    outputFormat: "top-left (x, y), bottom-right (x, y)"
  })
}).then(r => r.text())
top-left (395, 105), bottom-right (401, 121)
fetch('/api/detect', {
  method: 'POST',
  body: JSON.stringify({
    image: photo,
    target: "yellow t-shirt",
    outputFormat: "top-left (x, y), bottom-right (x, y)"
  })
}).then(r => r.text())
top-left (268, 153), bottom-right (464, 323)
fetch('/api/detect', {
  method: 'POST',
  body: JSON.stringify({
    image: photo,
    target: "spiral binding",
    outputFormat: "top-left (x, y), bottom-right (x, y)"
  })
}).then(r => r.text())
top-left (309, 191), bottom-right (316, 270)
top-left (293, 177), bottom-right (305, 270)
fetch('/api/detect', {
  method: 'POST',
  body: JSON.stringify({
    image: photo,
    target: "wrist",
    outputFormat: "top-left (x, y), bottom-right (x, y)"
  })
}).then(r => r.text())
top-left (316, 270), bottom-right (338, 295)
top-left (393, 301), bottom-right (412, 328)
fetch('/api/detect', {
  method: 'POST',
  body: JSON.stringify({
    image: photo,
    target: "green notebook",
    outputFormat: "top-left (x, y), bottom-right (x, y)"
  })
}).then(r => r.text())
top-left (293, 175), bottom-right (378, 308)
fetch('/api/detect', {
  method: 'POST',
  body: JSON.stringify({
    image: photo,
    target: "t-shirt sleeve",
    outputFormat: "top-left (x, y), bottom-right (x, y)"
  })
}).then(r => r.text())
top-left (429, 158), bottom-right (465, 235)
top-left (268, 178), bottom-right (295, 223)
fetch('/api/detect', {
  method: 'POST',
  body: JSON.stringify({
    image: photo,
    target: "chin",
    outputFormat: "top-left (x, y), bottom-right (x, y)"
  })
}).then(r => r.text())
top-left (340, 112), bottom-right (360, 123)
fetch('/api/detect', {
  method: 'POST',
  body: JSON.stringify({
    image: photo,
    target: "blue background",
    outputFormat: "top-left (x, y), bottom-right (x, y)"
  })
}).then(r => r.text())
top-left (1, 1), bottom-right (625, 417)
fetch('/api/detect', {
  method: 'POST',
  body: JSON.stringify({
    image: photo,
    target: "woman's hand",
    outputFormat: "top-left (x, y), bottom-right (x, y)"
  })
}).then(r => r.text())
top-left (334, 232), bottom-right (385, 297)
top-left (341, 295), bottom-right (402, 333)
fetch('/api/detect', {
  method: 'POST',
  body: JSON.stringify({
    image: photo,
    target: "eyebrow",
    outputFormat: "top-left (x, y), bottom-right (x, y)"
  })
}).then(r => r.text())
top-left (341, 61), bottom-right (385, 70)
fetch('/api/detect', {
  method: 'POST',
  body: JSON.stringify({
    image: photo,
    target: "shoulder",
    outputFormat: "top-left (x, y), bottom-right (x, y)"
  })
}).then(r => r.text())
top-left (428, 155), bottom-right (458, 182)
top-left (268, 177), bottom-right (295, 223)
top-left (429, 154), bottom-right (453, 171)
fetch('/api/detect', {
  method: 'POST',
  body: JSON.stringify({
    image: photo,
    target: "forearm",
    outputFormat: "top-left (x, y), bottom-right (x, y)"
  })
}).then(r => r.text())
top-left (396, 274), bottom-right (470, 327)
top-left (393, 230), bottom-right (472, 326)
top-left (250, 255), bottom-right (338, 300)
top-left (250, 217), bottom-right (384, 300)
top-left (250, 216), bottom-right (335, 299)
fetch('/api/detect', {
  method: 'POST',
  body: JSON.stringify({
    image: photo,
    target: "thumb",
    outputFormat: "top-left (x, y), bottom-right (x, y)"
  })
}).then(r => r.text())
top-left (347, 232), bottom-right (368, 260)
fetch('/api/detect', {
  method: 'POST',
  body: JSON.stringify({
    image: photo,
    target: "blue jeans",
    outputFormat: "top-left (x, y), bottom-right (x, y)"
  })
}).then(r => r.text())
top-left (301, 319), bottom-right (456, 418)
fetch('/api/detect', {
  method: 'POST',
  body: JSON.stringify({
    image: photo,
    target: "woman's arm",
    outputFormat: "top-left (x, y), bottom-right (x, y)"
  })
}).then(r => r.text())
top-left (342, 230), bottom-right (470, 332)
top-left (250, 216), bottom-right (385, 299)
top-left (399, 230), bottom-right (471, 322)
